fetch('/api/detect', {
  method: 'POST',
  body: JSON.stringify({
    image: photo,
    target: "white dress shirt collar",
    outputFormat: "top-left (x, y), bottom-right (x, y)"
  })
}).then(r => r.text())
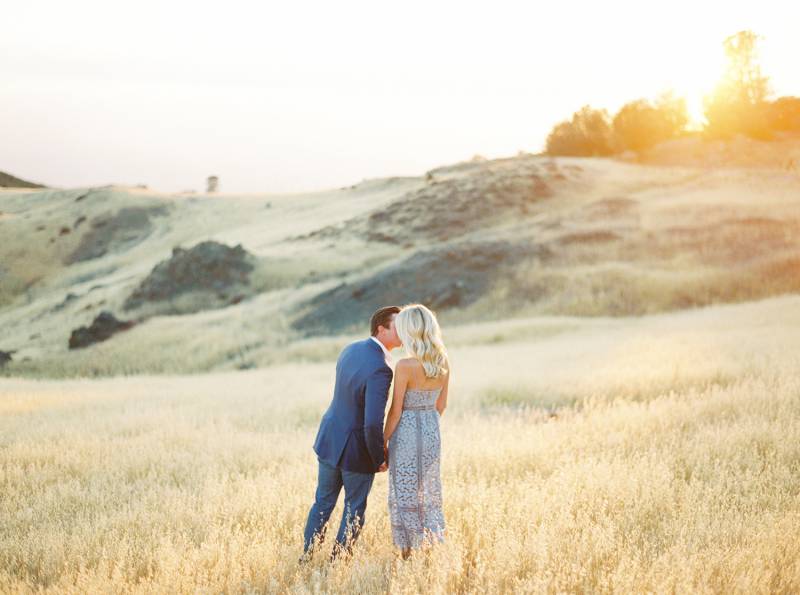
top-left (370, 336), bottom-right (393, 363)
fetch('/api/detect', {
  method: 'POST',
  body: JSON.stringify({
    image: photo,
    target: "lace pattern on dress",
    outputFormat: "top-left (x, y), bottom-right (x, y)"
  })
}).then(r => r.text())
top-left (388, 387), bottom-right (445, 549)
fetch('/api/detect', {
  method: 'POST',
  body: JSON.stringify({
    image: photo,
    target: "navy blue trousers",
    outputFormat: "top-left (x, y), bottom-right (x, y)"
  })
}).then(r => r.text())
top-left (303, 457), bottom-right (375, 554)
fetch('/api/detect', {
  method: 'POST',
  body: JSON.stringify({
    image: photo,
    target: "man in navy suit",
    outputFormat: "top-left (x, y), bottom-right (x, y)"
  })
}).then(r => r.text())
top-left (302, 306), bottom-right (402, 560)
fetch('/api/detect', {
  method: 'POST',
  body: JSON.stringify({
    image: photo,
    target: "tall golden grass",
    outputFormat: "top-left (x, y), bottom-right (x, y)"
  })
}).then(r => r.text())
top-left (2, 296), bottom-right (799, 593)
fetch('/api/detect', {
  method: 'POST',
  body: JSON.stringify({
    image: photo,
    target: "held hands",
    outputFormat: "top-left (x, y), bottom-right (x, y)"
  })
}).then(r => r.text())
top-left (375, 442), bottom-right (389, 473)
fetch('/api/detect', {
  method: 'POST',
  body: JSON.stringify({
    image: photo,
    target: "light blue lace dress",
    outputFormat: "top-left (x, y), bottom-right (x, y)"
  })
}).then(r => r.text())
top-left (388, 387), bottom-right (445, 549)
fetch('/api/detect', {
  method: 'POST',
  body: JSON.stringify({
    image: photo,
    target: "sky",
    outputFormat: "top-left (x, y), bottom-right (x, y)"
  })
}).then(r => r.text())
top-left (2, 0), bottom-right (797, 193)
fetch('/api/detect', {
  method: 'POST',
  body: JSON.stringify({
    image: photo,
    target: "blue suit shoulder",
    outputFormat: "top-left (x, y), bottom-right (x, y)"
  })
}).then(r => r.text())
top-left (342, 338), bottom-right (390, 371)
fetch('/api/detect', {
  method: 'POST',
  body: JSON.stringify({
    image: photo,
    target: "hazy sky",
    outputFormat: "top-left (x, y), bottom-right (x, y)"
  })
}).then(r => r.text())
top-left (3, 1), bottom-right (797, 193)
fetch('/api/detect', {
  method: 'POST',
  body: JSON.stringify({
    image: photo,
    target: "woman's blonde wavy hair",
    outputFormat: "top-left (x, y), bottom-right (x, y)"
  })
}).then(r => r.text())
top-left (394, 303), bottom-right (449, 378)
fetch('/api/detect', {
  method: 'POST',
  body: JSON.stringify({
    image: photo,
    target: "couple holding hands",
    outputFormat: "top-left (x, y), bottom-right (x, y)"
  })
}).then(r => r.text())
top-left (302, 303), bottom-right (450, 561)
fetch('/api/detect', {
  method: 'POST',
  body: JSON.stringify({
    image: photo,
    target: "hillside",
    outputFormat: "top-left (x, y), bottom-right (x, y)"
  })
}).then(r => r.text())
top-left (0, 170), bottom-right (46, 189)
top-left (1, 154), bottom-right (799, 377)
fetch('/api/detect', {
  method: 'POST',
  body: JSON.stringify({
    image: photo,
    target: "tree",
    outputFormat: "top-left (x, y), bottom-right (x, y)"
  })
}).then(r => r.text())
top-left (546, 105), bottom-right (614, 156)
top-left (655, 91), bottom-right (689, 139)
top-left (612, 92), bottom-right (689, 153)
top-left (613, 100), bottom-right (660, 153)
top-left (703, 30), bottom-right (771, 139)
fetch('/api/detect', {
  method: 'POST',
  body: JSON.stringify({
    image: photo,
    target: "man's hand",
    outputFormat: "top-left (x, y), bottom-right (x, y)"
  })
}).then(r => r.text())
top-left (376, 443), bottom-right (389, 472)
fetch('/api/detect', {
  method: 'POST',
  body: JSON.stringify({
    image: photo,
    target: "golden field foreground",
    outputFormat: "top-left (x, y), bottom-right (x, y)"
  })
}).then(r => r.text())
top-left (2, 294), bottom-right (800, 594)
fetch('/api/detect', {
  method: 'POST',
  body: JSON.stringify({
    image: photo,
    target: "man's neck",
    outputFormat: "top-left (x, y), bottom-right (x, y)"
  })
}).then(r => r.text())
top-left (370, 336), bottom-right (391, 357)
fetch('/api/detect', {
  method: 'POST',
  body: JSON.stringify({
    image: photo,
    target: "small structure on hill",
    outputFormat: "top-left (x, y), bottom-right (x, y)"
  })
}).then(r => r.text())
top-left (207, 176), bottom-right (219, 193)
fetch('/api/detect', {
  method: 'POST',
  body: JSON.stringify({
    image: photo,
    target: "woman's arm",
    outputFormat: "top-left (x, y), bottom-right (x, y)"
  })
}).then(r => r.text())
top-left (383, 360), bottom-right (409, 445)
top-left (435, 368), bottom-right (450, 415)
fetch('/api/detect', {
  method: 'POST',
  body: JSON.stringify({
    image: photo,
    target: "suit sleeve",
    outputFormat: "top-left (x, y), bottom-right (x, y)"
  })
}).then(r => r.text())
top-left (363, 365), bottom-right (393, 470)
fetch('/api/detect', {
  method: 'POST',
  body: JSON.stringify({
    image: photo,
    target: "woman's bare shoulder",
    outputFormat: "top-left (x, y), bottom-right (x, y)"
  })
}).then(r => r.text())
top-left (396, 357), bottom-right (421, 372)
top-left (397, 356), bottom-right (420, 366)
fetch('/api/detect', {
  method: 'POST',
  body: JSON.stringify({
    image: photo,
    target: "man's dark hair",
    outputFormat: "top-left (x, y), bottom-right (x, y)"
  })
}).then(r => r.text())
top-left (370, 305), bottom-right (400, 336)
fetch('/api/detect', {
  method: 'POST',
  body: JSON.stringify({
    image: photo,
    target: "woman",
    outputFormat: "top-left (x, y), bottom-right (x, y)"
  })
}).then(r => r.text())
top-left (383, 303), bottom-right (450, 559)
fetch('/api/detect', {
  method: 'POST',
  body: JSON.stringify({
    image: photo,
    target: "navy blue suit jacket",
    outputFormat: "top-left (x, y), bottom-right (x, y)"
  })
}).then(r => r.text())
top-left (313, 338), bottom-right (393, 474)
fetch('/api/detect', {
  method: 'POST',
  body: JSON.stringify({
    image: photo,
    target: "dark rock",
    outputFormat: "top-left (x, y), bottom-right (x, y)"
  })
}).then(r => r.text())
top-left (122, 240), bottom-right (258, 315)
top-left (0, 350), bottom-right (14, 367)
top-left (74, 215), bottom-right (87, 228)
top-left (68, 311), bottom-right (136, 350)
top-left (292, 240), bottom-right (548, 335)
top-left (59, 226), bottom-right (71, 235)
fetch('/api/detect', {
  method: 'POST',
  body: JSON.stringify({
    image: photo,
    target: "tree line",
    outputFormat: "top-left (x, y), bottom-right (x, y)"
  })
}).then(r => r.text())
top-left (546, 31), bottom-right (800, 157)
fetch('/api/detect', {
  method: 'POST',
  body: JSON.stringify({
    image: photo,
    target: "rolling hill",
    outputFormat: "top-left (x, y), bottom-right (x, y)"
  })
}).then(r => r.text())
top-left (1, 153), bottom-right (799, 377)
top-left (0, 170), bottom-right (46, 189)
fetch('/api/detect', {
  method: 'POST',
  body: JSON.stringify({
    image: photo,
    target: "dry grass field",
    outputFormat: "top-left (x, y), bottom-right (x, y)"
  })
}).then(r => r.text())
top-left (2, 295), bottom-right (800, 593)
top-left (2, 153), bottom-right (800, 593)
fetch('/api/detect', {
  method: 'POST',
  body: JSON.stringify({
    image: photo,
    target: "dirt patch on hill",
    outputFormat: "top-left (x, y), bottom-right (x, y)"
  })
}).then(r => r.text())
top-left (557, 230), bottom-right (621, 245)
top-left (292, 240), bottom-right (550, 335)
top-left (123, 240), bottom-right (260, 316)
top-left (585, 197), bottom-right (639, 217)
top-left (65, 205), bottom-right (170, 264)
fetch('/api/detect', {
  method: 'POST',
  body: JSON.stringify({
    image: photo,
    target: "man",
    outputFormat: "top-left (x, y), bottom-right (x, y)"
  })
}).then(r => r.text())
top-left (301, 306), bottom-right (402, 560)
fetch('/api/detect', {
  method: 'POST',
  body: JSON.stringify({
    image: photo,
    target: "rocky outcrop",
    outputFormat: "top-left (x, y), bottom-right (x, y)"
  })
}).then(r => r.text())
top-left (68, 311), bottom-right (136, 349)
top-left (292, 240), bottom-right (549, 335)
top-left (122, 240), bottom-right (259, 315)
top-left (0, 349), bottom-right (14, 367)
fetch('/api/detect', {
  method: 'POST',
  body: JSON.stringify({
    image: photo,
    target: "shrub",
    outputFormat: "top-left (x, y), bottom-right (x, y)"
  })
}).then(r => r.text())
top-left (546, 105), bottom-right (614, 157)
top-left (612, 93), bottom-right (689, 153)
